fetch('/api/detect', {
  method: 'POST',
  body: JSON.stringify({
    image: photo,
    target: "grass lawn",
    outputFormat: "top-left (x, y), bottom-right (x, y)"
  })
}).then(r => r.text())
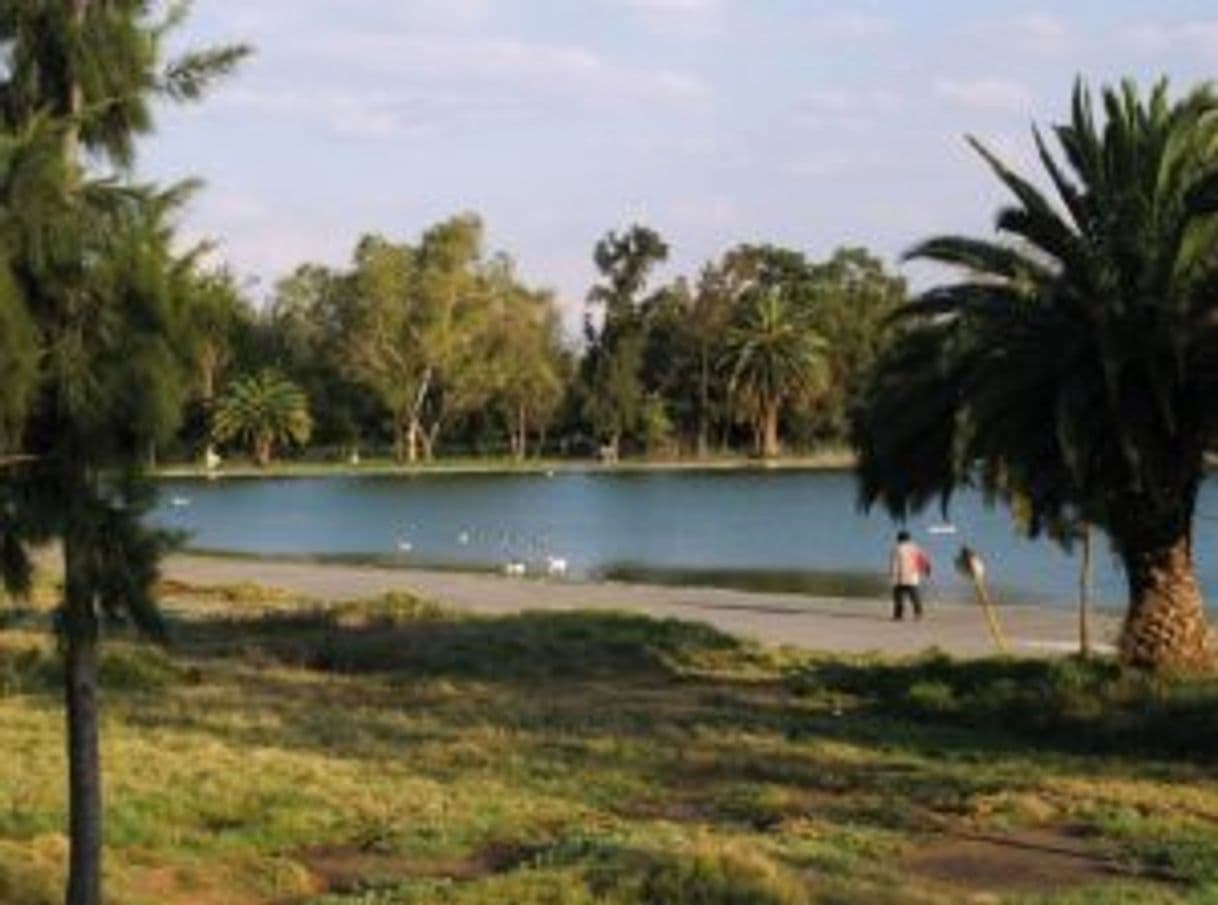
top-left (0, 581), bottom-right (1216, 903)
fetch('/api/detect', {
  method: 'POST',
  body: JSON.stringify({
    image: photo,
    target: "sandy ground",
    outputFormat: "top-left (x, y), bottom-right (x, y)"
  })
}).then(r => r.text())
top-left (163, 554), bottom-right (1120, 658)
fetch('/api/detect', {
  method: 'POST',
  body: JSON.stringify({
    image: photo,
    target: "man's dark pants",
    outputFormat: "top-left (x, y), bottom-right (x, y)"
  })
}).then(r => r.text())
top-left (892, 584), bottom-right (922, 621)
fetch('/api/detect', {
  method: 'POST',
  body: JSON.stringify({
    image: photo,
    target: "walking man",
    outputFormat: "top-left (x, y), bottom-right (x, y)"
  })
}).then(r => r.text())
top-left (890, 530), bottom-right (931, 621)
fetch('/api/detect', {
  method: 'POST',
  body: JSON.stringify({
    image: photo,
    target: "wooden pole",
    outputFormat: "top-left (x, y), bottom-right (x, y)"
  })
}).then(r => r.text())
top-left (957, 546), bottom-right (1009, 654)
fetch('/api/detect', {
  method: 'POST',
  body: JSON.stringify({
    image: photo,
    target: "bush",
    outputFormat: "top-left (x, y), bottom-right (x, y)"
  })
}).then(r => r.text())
top-left (635, 844), bottom-right (809, 905)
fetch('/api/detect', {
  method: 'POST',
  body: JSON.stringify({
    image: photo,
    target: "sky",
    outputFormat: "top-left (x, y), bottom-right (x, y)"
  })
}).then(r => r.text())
top-left (142, 1), bottom-right (1218, 333)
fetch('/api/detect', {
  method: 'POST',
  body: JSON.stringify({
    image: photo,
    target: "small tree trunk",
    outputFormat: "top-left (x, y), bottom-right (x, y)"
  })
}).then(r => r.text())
top-left (1079, 524), bottom-right (1092, 659)
top-left (696, 346), bottom-right (710, 459)
top-left (516, 403), bottom-right (528, 462)
top-left (762, 400), bottom-right (780, 459)
top-left (1120, 535), bottom-right (1212, 671)
top-left (407, 369), bottom-right (432, 465)
top-left (406, 419), bottom-right (420, 464)
top-left (64, 529), bottom-right (102, 905)
top-left (392, 417), bottom-right (407, 464)
top-left (422, 421), bottom-right (440, 462)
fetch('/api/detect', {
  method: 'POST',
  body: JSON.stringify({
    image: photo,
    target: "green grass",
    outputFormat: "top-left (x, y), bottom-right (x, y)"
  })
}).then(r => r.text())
top-left (0, 582), bottom-right (1215, 903)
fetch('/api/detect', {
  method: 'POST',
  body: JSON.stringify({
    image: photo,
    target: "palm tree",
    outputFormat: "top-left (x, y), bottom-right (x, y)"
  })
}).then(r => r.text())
top-left (853, 79), bottom-right (1218, 671)
top-left (724, 288), bottom-right (826, 458)
top-left (213, 371), bottom-right (313, 467)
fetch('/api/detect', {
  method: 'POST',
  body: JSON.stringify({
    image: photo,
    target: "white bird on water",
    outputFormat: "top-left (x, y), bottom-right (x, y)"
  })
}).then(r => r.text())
top-left (170, 496), bottom-right (191, 508)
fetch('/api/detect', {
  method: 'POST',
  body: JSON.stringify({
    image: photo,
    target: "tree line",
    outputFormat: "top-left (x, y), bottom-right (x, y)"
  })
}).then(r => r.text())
top-left (185, 220), bottom-right (906, 465)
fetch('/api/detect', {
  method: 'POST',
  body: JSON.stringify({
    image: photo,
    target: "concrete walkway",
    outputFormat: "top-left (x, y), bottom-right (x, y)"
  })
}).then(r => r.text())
top-left (164, 554), bottom-right (1120, 658)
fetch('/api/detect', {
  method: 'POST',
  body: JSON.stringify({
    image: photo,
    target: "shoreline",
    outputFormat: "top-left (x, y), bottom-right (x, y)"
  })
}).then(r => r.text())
top-left (176, 546), bottom-right (1126, 614)
top-left (162, 552), bottom-right (1121, 658)
top-left (152, 450), bottom-right (857, 480)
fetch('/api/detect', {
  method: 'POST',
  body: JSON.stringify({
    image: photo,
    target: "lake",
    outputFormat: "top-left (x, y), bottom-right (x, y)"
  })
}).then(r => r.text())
top-left (154, 469), bottom-right (1218, 609)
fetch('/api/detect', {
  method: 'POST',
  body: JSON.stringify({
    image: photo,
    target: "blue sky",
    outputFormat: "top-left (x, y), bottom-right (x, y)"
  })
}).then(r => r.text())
top-left (143, 1), bottom-right (1218, 331)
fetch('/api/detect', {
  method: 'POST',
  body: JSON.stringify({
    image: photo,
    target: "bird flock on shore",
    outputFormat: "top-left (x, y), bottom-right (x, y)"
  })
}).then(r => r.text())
top-left (393, 523), bottom-right (569, 578)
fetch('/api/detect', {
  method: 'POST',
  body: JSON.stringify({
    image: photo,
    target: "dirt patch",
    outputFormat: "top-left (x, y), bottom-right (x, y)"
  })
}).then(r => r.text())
top-left (297, 841), bottom-right (530, 893)
top-left (905, 827), bottom-right (1143, 894)
top-left (125, 865), bottom-right (275, 905)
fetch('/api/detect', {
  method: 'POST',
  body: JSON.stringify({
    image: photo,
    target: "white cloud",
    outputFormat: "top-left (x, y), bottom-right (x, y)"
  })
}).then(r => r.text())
top-left (298, 33), bottom-right (710, 108)
top-left (964, 13), bottom-right (1075, 56)
top-left (934, 78), bottom-right (1035, 115)
top-left (624, 0), bottom-right (719, 13)
top-left (620, 0), bottom-right (724, 38)
top-left (807, 14), bottom-right (895, 41)
top-left (1121, 20), bottom-right (1218, 56)
top-left (214, 88), bottom-right (441, 139)
top-left (399, 0), bottom-right (492, 30)
top-left (199, 191), bottom-right (270, 223)
top-left (798, 88), bottom-right (900, 114)
top-left (793, 88), bottom-right (900, 132)
top-left (668, 195), bottom-right (739, 229)
top-left (786, 148), bottom-right (912, 178)
top-left (218, 0), bottom-right (492, 37)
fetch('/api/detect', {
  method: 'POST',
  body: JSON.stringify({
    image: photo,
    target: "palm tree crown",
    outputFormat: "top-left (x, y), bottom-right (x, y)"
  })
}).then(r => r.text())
top-left (853, 79), bottom-right (1218, 670)
top-left (725, 288), bottom-right (826, 457)
top-left (212, 370), bottom-right (312, 467)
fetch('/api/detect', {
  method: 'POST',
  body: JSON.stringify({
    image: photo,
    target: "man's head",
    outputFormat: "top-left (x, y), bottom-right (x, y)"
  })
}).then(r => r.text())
top-left (897, 530), bottom-right (911, 543)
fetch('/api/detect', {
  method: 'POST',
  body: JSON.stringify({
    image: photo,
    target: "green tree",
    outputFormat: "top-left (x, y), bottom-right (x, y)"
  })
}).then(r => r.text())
top-left (853, 79), bottom-right (1218, 671)
top-left (483, 264), bottom-right (568, 460)
top-left (266, 263), bottom-right (381, 455)
top-left (413, 215), bottom-right (496, 459)
top-left (345, 237), bottom-right (426, 461)
top-left (724, 288), bottom-right (827, 458)
top-left (212, 370), bottom-right (312, 466)
top-left (0, 4), bottom-right (247, 902)
top-left (179, 267), bottom-right (255, 461)
top-left (801, 248), bottom-right (905, 444)
top-left (582, 224), bottom-right (669, 459)
top-left (345, 216), bottom-right (491, 462)
top-left (685, 267), bottom-right (737, 455)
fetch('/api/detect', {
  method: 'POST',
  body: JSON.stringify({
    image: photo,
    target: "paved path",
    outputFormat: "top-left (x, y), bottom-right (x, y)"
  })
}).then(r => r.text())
top-left (164, 555), bottom-right (1120, 658)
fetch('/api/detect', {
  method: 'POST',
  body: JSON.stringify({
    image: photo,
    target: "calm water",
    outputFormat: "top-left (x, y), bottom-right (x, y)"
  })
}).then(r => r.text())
top-left (153, 470), bottom-right (1218, 609)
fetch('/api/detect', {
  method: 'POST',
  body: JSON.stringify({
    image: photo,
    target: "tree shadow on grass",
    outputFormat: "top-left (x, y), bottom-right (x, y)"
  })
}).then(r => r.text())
top-left (786, 653), bottom-right (1218, 763)
top-left (172, 600), bottom-right (760, 684)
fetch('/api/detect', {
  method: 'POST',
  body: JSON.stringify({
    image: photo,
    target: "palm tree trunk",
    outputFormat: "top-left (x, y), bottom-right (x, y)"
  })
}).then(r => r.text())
top-left (516, 403), bottom-right (528, 462)
top-left (762, 400), bottom-right (780, 459)
top-left (254, 435), bottom-right (271, 468)
top-left (63, 526), bottom-right (102, 905)
top-left (1120, 534), bottom-right (1212, 671)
